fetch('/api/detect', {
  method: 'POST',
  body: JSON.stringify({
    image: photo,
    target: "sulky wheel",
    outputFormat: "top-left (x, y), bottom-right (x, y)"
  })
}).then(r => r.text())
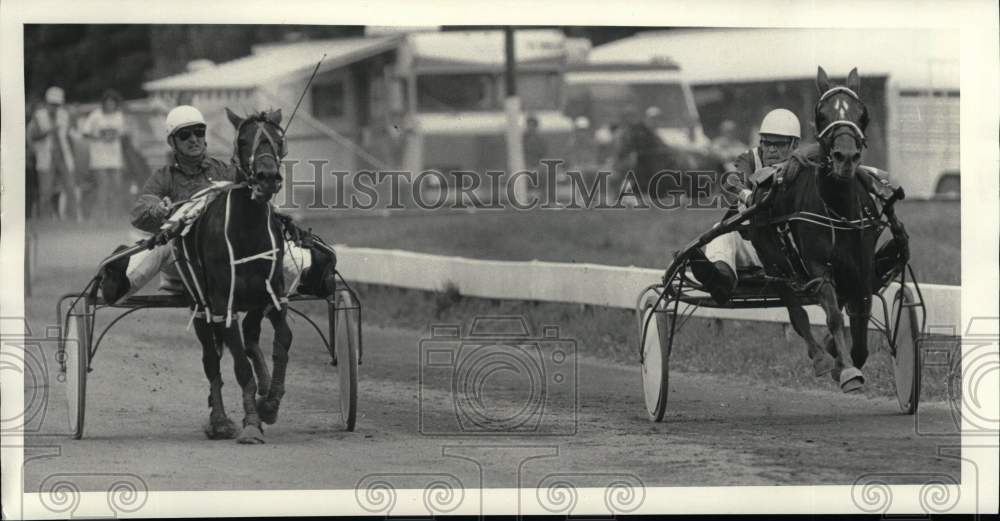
top-left (333, 289), bottom-right (360, 431)
top-left (639, 293), bottom-right (674, 422)
top-left (890, 286), bottom-right (922, 414)
top-left (60, 299), bottom-right (92, 439)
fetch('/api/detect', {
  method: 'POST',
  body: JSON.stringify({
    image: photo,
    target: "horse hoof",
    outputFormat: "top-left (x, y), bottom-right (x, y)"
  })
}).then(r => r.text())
top-left (257, 397), bottom-right (279, 425)
top-left (204, 416), bottom-right (238, 440)
top-left (812, 353), bottom-right (836, 377)
top-left (840, 367), bottom-right (865, 393)
top-left (236, 424), bottom-right (265, 444)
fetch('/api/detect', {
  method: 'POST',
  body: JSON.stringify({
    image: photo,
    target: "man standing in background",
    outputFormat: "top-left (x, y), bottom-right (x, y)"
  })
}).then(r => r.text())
top-left (28, 86), bottom-right (77, 221)
top-left (522, 114), bottom-right (547, 170)
top-left (81, 89), bottom-right (127, 221)
top-left (712, 119), bottom-right (748, 162)
top-left (522, 114), bottom-right (548, 195)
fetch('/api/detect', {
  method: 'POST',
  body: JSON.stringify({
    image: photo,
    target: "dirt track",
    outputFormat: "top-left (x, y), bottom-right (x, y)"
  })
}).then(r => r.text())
top-left (19, 222), bottom-right (962, 505)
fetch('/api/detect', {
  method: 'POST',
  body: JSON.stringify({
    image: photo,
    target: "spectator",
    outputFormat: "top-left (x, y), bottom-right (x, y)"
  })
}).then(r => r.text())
top-left (25, 100), bottom-right (39, 219)
top-left (27, 86), bottom-right (78, 221)
top-left (594, 123), bottom-right (615, 167)
top-left (615, 105), bottom-right (664, 172)
top-left (568, 116), bottom-right (596, 171)
top-left (712, 119), bottom-right (748, 162)
top-left (522, 114), bottom-right (547, 170)
top-left (81, 89), bottom-right (127, 221)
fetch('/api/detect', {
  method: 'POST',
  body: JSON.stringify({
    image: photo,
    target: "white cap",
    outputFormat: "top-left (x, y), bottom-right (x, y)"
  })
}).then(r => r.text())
top-left (165, 105), bottom-right (206, 136)
top-left (45, 86), bottom-right (65, 105)
top-left (574, 116), bottom-right (590, 129)
top-left (759, 108), bottom-right (801, 139)
top-left (645, 106), bottom-right (662, 119)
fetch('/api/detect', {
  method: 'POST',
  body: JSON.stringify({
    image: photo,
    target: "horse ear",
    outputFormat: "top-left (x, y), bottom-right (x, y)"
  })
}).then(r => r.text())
top-left (225, 107), bottom-right (243, 129)
top-left (816, 66), bottom-right (831, 94)
top-left (266, 109), bottom-right (283, 126)
top-left (847, 67), bottom-right (861, 94)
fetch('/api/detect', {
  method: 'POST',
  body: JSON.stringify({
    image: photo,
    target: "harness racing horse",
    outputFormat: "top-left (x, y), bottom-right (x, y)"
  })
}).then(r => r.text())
top-left (176, 108), bottom-right (295, 443)
top-left (747, 67), bottom-right (879, 393)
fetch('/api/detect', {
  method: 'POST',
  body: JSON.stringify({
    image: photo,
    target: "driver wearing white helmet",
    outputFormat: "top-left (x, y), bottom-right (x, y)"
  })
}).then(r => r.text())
top-left (691, 107), bottom-right (908, 305)
top-left (691, 108), bottom-right (801, 304)
top-left (99, 105), bottom-right (328, 304)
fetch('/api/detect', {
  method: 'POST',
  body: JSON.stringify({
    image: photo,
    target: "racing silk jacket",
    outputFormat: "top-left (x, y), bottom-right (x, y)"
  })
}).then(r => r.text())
top-left (130, 155), bottom-right (238, 233)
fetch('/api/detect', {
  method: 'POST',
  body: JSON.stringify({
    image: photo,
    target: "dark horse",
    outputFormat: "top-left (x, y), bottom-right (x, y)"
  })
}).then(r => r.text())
top-left (175, 108), bottom-right (311, 443)
top-left (748, 67), bottom-right (880, 393)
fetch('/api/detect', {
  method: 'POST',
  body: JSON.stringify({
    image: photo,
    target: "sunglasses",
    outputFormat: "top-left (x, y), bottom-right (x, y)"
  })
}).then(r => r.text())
top-left (174, 126), bottom-right (206, 141)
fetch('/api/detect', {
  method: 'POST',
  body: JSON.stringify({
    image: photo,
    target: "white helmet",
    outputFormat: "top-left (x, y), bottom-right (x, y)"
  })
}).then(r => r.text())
top-left (574, 116), bottom-right (590, 130)
top-left (165, 105), bottom-right (206, 136)
top-left (45, 86), bottom-right (65, 105)
top-left (759, 108), bottom-right (800, 139)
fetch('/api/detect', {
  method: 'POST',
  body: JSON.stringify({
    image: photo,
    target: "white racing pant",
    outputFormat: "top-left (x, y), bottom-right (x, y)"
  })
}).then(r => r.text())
top-left (704, 230), bottom-right (762, 278)
top-left (122, 240), bottom-right (312, 301)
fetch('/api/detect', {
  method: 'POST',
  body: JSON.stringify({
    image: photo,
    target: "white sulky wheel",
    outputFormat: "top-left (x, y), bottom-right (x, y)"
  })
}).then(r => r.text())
top-left (334, 289), bottom-right (359, 431)
top-left (61, 307), bottom-right (90, 439)
top-left (891, 286), bottom-right (922, 414)
top-left (639, 293), bottom-right (673, 422)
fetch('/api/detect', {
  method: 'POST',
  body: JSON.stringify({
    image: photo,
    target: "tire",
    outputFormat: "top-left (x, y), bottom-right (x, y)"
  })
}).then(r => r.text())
top-left (891, 286), bottom-right (922, 414)
top-left (334, 290), bottom-right (359, 431)
top-left (61, 308), bottom-right (89, 439)
top-left (639, 294), bottom-right (673, 422)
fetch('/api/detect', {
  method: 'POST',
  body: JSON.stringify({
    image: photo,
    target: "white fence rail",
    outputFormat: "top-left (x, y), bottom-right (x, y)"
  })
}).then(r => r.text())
top-left (335, 246), bottom-right (961, 330)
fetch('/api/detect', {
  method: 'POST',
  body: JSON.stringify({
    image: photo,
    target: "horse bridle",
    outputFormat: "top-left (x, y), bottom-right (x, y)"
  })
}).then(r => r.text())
top-left (814, 85), bottom-right (869, 172)
top-left (231, 117), bottom-right (287, 190)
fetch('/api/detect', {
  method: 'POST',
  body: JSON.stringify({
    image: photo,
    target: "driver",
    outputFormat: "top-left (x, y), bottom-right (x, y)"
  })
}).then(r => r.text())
top-left (691, 108), bottom-right (909, 305)
top-left (690, 108), bottom-right (801, 304)
top-left (99, 105), bottom-right (333, 304)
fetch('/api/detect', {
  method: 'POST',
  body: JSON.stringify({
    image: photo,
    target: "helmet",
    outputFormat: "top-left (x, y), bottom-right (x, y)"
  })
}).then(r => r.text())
top-left (45, 86), bottom-right (65, 105)
top-left (644, 106), bottom-right (662, 119)
top-left (759, 108), bottom-right (800, 139)
top-left (165, 105), bottom-right (206, 136)
top-left (574, 116), bottom-right (590, 130)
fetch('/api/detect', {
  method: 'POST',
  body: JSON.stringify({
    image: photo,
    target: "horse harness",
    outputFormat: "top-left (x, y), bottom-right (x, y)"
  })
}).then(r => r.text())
top-left (741, 84), bottom-right (880, 299)
top-left (174, 118), bottom-right (291, 328)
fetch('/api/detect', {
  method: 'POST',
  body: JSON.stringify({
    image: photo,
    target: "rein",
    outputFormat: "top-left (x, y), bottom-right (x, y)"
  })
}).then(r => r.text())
top-left (739, 209), bottom-right (883, 233)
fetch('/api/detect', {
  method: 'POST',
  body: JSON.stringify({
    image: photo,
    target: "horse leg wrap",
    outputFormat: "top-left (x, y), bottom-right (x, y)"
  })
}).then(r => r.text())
top-left (255, 352), bottom-right (287, 426)
top-left (204, 377), bottom-right (238, 440)
top-left (208, 377), bottom-right (225, 415)
top-left (241, 381), bottom-right (261, 427)
top-left (268, 352), bottom-right (288, 403)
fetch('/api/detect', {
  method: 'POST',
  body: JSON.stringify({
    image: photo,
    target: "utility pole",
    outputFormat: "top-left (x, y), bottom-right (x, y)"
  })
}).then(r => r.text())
top-left (503, 27), bottom-right (527, 204)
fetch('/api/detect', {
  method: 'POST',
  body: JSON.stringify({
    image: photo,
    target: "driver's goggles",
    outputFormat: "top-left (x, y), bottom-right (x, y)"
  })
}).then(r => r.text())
top-left (174, 126), bottom-right (206, 141)
top-left (759, 138), bottom-right (794, 150)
